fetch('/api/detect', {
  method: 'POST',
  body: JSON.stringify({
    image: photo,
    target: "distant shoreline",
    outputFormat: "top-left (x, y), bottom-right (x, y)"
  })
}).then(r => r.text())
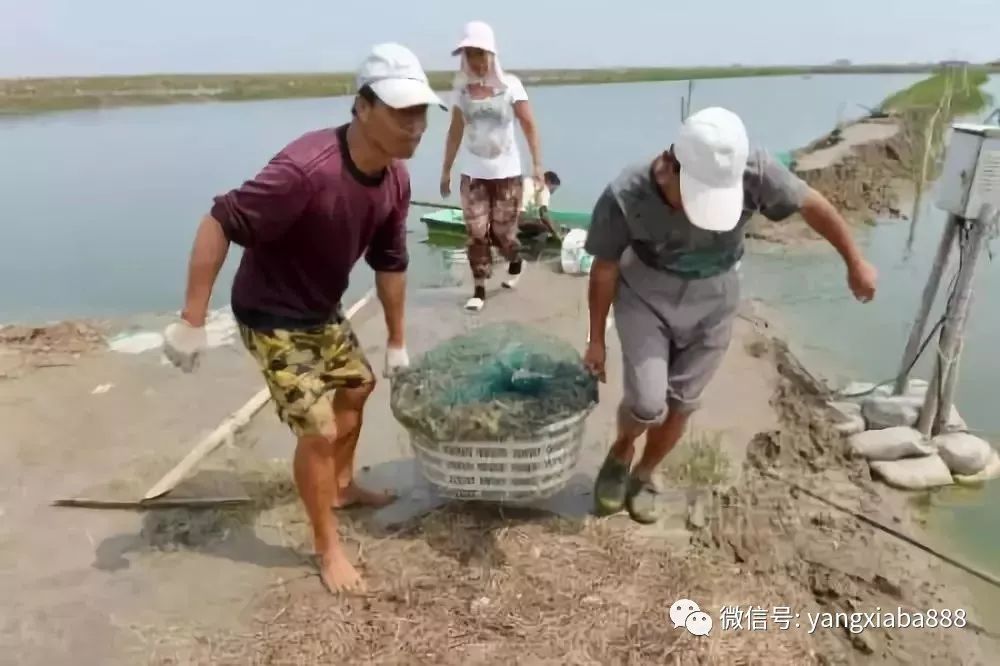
top-left (3, 63), bottom-right (997, 116)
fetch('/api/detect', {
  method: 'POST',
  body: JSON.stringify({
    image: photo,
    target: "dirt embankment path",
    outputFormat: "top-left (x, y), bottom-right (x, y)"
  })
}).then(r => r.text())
top-left (747, 113), bottom-right (921, 246)
top-left (155, 336), bottom-right (997, 665)
top-left (3, 261), bottom-right (994, 664)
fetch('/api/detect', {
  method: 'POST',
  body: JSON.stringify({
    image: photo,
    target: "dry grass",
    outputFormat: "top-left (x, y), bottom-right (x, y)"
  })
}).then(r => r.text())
top-left (123, 347), bottom-right (994, 665)
top-left (664, 430), bottom-right (731, 488)
top-left (148, 502), bottom-right (815, 665)
top-left (0, 320), bottom-right (106, 354)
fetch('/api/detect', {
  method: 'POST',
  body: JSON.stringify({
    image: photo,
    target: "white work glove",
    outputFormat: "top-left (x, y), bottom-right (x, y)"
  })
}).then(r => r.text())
top-left (163, 319), bottom-right (208, 373)
top-left (384, 345), bottom-right (410, 378)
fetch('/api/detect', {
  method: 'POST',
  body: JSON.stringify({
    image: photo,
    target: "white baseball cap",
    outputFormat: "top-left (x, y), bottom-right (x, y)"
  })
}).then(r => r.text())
top-left (356, 43), bottom-right (445, 110)
top-left (674, 107), bottom-right (750, 232)
top-left (452, 20), bottom-right (497, 55)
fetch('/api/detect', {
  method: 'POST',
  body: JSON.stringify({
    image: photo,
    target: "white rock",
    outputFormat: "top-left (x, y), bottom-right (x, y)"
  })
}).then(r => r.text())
top-left (850, 427), bottom-right (934, 461)
top-left (933, 432), bottom-right (995, 476)
top-left (954, 450), bottom-right (1000, 485)
top-left (869, 455), bottom-right (955, 490)
top-left (862, 395), bottom-right (923, 429)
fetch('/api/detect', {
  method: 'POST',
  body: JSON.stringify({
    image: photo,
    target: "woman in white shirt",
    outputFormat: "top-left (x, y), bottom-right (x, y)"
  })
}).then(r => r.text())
top-left (440, 20), bottom-right (546, 311)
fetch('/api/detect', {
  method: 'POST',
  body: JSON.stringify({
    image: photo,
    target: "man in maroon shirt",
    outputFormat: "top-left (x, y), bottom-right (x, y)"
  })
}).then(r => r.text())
top-left (162, 43), bottom-right (445, 593)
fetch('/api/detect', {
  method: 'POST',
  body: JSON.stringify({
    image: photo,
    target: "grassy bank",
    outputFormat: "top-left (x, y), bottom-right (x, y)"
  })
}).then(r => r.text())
top-left (3, 63), bottom-right (993, 116)
top-left (879, 68), bottom-right (994, 115)
top-left (886, 69), bottom-right (994, 191)
top-left (789, 67), bottom-right (995, 238)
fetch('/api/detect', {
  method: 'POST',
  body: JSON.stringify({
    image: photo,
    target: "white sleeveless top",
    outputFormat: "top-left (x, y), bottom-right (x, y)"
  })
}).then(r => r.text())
top-left (451, 73), bottom-right (528, 180)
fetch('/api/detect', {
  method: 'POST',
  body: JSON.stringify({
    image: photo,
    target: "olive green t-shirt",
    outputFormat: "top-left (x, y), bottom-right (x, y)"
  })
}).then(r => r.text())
top-left (584, 148), bottom-right (810, 278)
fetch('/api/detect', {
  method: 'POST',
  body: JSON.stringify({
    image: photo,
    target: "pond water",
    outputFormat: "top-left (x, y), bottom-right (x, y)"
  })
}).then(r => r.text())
top-left (0, 72), bottom-right (926, 322)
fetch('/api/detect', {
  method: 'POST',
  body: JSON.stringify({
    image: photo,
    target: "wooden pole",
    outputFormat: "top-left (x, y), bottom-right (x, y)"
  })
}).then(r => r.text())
top-left (680, 80), bottom-right (694, 121)
top-left (905, 103), bottom-right (947, 253)
top-left (142, 388), bottom-right (271, 501)
top-left (894, 214), bottom-right (958, 394)
top-left (141, 288), bottom-right (377, 501)
top-left (55, 496), bottom-right (251, 510)
top-left (922, 206), bottom-right (997, 435)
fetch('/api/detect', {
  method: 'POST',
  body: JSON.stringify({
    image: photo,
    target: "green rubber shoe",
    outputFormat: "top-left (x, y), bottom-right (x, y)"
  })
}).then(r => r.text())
top-left (625, 476), bottom-right (661, 525)
top-left (594, 454), bottom-right (631, 515)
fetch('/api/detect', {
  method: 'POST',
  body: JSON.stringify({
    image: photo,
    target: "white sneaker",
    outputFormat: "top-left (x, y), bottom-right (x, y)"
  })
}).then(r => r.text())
top-left (465, 296), bottom-right (485, 312)
top-left (501, 274), bottom-right (521, 289)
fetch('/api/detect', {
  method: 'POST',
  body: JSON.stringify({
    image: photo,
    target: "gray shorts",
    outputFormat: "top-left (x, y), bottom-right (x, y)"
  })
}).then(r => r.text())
top-left (614, 249), bottom-right (740, 425)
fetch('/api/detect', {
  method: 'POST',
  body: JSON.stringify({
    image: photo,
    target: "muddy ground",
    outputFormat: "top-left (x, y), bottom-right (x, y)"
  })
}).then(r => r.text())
top-left (2, 258), bottom-right (997, 665)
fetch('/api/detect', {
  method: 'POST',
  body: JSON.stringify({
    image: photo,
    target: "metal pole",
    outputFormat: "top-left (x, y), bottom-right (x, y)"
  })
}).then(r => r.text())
top-left (893, 214), bottom-right (959, 395)
top-left (924, 205), bottom-right (997, 436)
top-left (680, 80), bottom-right (694, 122)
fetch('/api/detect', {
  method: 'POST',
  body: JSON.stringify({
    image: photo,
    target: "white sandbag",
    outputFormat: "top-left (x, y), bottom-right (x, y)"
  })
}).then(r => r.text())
top-left (839, 381), bottom-right (881, 401)
top-left (828, 401), bottom-right (865, 436)
top-left (862, 395), bottom-right (922, 430)
top-left (942, 406), bottom-right (968, 433)
top-left (933, 432), bottom-right (995, 476)
top-left (849, 427), bottom-right (933, 461)
top-left (835, 415), bottom-right (867, 436)
top-left (903, 379), bottom-right (929, 398)
top-left (954, 450), bottom-right (1000, 485)
top-left (839, 379), bottom-right (926, 402)
top-left (828, 400), bottom-right (862, 420)
top-left (560, 229), bottom-right (593, 275)
top-left (869, 455), bottom-right (954, 490)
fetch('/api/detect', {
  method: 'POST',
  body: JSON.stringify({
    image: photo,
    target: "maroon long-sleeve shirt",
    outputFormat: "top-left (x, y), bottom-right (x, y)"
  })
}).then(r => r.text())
top-left (211, 124), bottom-right (409, 330)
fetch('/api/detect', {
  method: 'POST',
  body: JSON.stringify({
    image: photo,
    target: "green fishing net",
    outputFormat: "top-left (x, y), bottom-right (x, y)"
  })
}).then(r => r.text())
top-left (390, 322), bottom-right (599, 442)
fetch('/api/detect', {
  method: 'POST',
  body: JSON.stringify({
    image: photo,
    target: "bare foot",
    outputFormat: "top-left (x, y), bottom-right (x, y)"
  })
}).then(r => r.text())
top-left (332, 482), bottom-right (397, 509)
top-left (318, 550), bottom-right (365, 594)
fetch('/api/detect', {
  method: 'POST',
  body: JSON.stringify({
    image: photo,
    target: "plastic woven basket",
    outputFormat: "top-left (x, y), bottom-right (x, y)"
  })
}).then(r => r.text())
top-left (407, 407), bottom-right (592, 503)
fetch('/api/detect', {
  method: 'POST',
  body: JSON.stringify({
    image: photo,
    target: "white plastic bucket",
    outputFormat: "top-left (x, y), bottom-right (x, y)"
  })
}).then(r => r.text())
top-left (560, 228), bottom-right (593, 275)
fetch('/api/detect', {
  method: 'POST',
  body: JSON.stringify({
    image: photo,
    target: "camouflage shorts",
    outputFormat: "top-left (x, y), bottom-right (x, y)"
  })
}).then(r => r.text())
top-left (237, 318), bottom-right (373, 438)
top-left (460, 175), bottom-right (523, 279)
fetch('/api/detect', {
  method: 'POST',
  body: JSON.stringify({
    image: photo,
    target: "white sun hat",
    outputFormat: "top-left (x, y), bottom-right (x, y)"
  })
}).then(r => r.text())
top-left (356, 42), bottom-right (446, 110)
top-left (452, 20), bottom-right (498, 55)
top-left (674, 106), bottom-right (750, 232)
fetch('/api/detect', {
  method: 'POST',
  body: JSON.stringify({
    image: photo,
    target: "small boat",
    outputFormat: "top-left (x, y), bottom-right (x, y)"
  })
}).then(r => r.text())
top-left (419, 151), bottom-right (796, 245)
top-left (420, 207), bottom-right (591, 246)
top-left (775, 150), bottom-right (796, 170)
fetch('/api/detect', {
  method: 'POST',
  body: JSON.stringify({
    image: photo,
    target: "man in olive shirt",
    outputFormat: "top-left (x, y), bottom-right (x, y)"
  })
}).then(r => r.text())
top-left (583, 107), bottom-right (878, 524)
top-left (162, 43), bottom-right (445, 593)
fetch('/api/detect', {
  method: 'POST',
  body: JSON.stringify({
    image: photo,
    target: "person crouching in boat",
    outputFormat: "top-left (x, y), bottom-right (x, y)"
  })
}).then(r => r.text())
top-left (516, 170), bottom-right (563, 251)
top-left (440, 20), bottom-right (546, 311)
